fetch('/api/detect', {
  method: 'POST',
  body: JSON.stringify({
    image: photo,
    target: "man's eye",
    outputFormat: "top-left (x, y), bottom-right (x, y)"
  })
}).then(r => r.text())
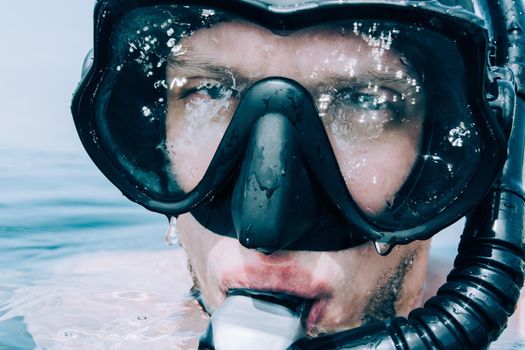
top-left (319, 88), bottom-right (408, 141)
top-left (195, 82), bottom-right (227, 99)
top-left (327, 88), bottom-right (405, 125)
top-left (340, 92), bottom-right (389, 111)
top-left (181, 80), bottom-right (238, 101)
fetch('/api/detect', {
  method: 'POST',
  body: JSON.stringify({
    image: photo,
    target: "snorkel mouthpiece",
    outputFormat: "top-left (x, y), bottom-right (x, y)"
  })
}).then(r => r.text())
top-left (199, 289), bottom-right (311, 350)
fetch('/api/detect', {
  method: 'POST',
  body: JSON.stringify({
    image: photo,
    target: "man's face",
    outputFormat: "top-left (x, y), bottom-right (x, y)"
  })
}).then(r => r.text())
top-left (165, 21), bottom-right (431, 335)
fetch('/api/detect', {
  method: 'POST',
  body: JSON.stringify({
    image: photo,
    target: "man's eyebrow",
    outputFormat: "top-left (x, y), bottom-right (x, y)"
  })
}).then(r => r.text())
top-left (167, 56), bottom-right (244, 80)
top-left (322, 69), bottom-right (421, 88)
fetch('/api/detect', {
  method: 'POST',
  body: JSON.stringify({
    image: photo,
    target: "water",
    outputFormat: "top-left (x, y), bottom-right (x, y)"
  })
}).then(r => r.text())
top-left (0, 149), bottom-right (207, 349)
top-left (0, 149), bottom-right (523, 349)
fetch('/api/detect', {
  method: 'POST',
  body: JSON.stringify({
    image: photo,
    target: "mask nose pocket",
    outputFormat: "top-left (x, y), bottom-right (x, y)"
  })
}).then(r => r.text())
top-left (231, 113), bottom-right (318, 253)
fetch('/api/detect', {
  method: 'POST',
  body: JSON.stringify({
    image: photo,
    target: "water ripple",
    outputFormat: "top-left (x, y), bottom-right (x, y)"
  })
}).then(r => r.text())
top-left (0, 149), bottom-right (175, 344)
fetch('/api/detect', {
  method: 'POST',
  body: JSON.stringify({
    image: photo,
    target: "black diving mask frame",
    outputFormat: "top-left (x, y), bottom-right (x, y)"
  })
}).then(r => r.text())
top-left (73, 0), bottom-right (510, 253)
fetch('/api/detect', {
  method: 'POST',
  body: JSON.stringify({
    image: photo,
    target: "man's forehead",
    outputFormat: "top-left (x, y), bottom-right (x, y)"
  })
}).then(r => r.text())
top-left (179, 20), bottom-right (400, 51)
top-left (168, 20), bottom-right (415, 83)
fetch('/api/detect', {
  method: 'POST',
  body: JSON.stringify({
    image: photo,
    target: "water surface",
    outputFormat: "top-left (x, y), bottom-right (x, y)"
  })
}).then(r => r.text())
top-left (0, 149), bottom-right (207, 349)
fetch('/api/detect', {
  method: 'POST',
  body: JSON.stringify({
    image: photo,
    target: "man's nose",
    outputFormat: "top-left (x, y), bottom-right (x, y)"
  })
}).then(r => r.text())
top-left (231, 113), bottom-right (318, 254)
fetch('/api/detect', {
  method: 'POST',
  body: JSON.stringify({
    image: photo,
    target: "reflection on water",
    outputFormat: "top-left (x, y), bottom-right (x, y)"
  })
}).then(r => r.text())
top-left (0, 149), bottom-right (523, 349)
top-left (2, 250), bottom-right (207, 349)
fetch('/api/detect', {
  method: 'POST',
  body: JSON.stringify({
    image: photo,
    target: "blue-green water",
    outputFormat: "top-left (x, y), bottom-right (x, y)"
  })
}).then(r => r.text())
top-left (0, 150), bottom-right (206, 349)
top-left (0, 149), bottom-right (523, 349)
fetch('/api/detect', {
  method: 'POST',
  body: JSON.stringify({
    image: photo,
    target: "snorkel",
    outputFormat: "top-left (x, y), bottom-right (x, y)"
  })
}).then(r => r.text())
top-left (201, 1), bottom-right (525, 349)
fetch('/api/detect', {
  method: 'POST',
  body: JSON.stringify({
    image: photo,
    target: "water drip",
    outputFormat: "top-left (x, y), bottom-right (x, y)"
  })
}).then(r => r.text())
top-left (374, 242), bottom-right (393, 256)
top-left (164, 216), bottom-right (179, 246)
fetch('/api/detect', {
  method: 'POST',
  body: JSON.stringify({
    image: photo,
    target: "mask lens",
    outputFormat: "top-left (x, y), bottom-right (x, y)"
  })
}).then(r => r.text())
top-left (308, 21), bottom-right (483, 229)
top-left (96, 5), bottom-right (483, 230)
top-left (96, 6), bottom-right (238, 197)
top-left (164, 64), bottom-right (240, 193)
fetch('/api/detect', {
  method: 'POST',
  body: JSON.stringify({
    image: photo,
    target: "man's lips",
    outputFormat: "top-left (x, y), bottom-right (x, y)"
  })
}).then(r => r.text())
top-left (219, 260), bottom-right (333, 331)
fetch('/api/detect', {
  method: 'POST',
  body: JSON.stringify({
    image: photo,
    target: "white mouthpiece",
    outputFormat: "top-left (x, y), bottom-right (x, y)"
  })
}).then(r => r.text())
top-left (209, 294), bottom-right (306, 350)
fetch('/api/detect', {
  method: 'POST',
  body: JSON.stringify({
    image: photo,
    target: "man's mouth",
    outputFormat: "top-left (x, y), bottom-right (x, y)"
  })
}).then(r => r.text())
top-left (219, 260), bottom-right (333, 331)
top-left (226, 288), bottom-right (313, 318)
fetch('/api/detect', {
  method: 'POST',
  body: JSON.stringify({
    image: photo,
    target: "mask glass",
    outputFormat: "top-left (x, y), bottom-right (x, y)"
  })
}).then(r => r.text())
top-left (94, 5), bottom-right (484, 232)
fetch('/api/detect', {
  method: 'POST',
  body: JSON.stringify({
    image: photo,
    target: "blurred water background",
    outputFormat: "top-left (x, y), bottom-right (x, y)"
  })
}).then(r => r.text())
top-left (0, 2), bottom-right (206, 348)
top-left (0, 1), bottom-right (523, 349)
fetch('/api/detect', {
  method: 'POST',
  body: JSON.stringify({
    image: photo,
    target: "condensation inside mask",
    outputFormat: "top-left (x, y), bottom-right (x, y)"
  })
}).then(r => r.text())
top-left (101, 5), bottom-right (482, 227)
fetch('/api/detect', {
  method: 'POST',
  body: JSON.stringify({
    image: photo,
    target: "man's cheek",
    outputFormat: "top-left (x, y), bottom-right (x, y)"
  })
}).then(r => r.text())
top-left (177, 214), bottom-right (242, 311)
top-left (176, 215), bottom-right (213, 291)
top-left (165, 102), bottom-right (232, 192)
top-left (338, 147), bottom-right (418, 215)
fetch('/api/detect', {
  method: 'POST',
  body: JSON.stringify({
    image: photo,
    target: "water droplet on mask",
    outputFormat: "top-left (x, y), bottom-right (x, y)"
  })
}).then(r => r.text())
top-left (137, 315), bottom-right (148, 321)
top-left (201, 9), bottom-right (216, 17)
top-left (164, 216), bottom-right (179, 246)
top-left (374, 242), bottom-right (393, 256)
top-left (141, 106), bottom-right (152, 117)
top-left (167, 38), bottom-right (176, 47)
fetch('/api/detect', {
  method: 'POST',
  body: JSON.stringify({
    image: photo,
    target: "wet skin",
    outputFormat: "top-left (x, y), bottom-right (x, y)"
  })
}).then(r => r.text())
top-left (165, 21), bottom-right (431, 335)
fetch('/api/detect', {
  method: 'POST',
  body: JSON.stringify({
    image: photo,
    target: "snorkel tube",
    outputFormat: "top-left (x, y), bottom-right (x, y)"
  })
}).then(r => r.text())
top-left (289, 0), bottom-right (525, 349)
